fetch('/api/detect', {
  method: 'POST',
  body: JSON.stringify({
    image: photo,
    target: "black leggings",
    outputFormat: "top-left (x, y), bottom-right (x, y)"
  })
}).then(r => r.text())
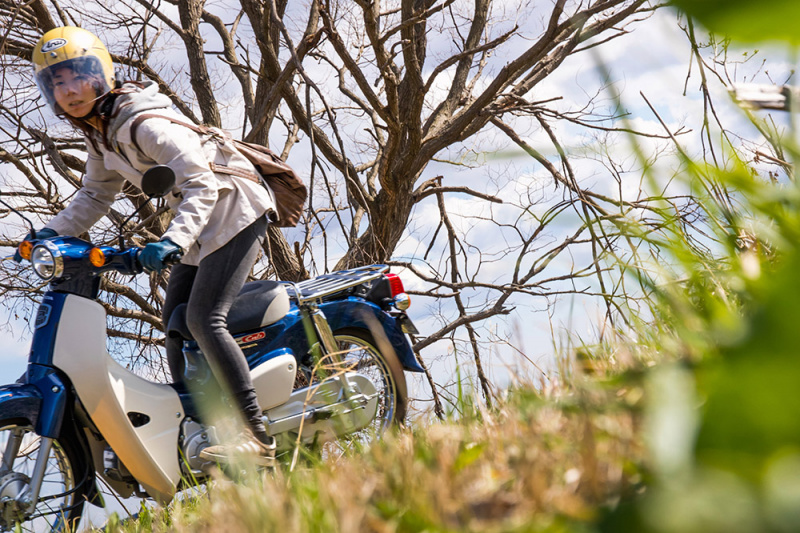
top-left (163, 216), bottom-right (269, 440)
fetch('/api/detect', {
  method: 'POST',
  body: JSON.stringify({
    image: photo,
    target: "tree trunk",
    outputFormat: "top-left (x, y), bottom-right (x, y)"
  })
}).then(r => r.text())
top-left (336, 179), bottom-right (416, 269)
top-left (266, 225), bottom-right (307, 281)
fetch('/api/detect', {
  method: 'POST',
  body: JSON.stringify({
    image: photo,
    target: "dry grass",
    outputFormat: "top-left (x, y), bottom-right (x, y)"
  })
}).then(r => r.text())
top-left (102, 362), bottom-right (647, 533)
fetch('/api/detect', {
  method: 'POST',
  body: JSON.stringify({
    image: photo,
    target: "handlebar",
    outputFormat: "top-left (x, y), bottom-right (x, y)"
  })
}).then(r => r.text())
top-left (106, 245), bottom-right (183, 274)
top-left (91, 245), bottom-right (145, 276)
top-left (16, 235), bottom-right (185, 282)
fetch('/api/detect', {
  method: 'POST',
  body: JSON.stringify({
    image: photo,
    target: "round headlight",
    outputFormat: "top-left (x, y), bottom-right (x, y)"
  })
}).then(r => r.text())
top-left (31, 243), bottom-right (63, 281)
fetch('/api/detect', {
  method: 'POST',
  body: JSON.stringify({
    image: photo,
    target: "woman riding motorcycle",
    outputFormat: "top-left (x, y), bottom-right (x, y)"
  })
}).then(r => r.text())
top-left (28, 26), bottom-right (277, 465)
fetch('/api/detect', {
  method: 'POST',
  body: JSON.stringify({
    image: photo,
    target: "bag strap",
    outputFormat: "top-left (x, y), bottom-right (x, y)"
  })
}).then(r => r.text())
top-left (129, 113), bottom-right (210, 153)
top-left (208, 162), bottom-right (260, 184)
top-left (129, 113), bottom-right (260, 185)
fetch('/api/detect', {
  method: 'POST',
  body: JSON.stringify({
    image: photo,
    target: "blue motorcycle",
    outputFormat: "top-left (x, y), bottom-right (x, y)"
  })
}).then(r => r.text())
top-left (0, 167), bottom-right (423, 531)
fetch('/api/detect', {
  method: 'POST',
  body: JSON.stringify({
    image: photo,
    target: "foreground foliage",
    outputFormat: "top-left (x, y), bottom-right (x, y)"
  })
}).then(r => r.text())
top-left (93, 159), bottom-right (800, 532)
top-left (96, 241), bottom-right (800, 532)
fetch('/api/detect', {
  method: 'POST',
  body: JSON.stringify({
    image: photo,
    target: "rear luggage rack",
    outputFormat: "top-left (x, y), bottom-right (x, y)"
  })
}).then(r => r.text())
top-left (283, 265), bottom-right (389, 304)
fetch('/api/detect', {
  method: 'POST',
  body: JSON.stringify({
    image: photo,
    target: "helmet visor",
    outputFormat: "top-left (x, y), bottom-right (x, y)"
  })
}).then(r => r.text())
top-left (34, 56), bottom-right (112, 116)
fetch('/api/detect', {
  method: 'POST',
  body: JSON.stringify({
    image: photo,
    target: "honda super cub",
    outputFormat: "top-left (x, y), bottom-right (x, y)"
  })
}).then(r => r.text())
top-left (0, 166), bottom-right (423, 532)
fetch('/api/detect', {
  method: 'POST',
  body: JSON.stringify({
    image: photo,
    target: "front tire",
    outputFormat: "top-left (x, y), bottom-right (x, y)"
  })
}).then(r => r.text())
top-left (0, 420), bottom-right (86, 532)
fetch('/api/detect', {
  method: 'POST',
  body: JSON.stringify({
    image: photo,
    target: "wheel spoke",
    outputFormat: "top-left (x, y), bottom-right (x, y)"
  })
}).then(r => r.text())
top-left (0, 424), bottom-right (81, 532)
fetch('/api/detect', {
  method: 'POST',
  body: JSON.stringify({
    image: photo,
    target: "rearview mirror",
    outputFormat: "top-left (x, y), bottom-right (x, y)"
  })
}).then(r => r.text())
top-left (116, 165), bottom-right (177, 251)
top-left (141, 165), bottom-right (176, 198)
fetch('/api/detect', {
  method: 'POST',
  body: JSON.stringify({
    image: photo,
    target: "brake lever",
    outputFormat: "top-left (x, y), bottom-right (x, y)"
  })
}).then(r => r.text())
top-left (164, 250), bottom-right (183, 265)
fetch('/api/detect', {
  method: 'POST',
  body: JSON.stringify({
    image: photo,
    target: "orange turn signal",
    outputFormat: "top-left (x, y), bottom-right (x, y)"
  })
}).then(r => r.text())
top-left (88, 248), bottom-right (107, 267)
top-left (17, 241), bottom-right (33, 261)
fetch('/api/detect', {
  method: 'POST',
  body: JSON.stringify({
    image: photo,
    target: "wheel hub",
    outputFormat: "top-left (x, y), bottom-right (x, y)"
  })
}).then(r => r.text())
top-left (0, 470), bottom-right (31, 530)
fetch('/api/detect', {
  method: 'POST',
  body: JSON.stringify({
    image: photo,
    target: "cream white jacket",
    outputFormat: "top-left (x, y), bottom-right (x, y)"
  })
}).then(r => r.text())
top-left (46, 83), bottom-right (275, 266)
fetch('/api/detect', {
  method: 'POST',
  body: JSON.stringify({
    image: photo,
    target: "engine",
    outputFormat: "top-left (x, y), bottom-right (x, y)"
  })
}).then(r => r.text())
top-left (179, 418), bottom-right (216, 475)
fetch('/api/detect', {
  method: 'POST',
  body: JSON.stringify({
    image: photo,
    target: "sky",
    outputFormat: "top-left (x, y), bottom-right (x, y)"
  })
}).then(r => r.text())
top-left (391, 6), bottom-right (796, 403)
top-left (0, 296), bottom-right (31, 382)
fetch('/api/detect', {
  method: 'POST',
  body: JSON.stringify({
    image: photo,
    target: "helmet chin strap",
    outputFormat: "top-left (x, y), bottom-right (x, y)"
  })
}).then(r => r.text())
top-left (64, 91), bottom-right (111, 122)
top-left (79, 92), bottom-right (107, 119)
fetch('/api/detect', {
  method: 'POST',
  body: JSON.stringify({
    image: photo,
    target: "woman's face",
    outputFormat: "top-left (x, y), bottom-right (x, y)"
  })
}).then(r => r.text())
top-left (51, 67), bottom-right (98, 118)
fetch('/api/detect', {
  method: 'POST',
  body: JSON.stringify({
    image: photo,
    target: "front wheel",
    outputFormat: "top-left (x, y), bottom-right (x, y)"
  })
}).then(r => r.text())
top-left (0, 421), bottom-right (86, 532)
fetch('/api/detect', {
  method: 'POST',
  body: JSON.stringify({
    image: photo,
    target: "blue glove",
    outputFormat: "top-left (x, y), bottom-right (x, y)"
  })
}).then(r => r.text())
top-left (139, 239), bottom-right (182, 273)
top-left (13, 228), bottom-right (58, 263)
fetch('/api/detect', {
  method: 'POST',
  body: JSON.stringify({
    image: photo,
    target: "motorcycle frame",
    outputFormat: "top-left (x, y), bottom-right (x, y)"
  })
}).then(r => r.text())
top-left (242, 297), bottom-right (424, 375)
top-left (241, 265), bottom-right (424, 375)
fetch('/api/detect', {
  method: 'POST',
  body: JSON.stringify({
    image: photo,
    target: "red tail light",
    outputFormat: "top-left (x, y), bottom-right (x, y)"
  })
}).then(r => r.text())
top-left (384, 273), bottom-right (405, 298)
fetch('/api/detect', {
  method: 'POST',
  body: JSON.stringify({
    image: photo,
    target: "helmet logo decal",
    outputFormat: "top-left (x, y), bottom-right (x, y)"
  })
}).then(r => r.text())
top-left (41, 38), bottom-right (68, 53)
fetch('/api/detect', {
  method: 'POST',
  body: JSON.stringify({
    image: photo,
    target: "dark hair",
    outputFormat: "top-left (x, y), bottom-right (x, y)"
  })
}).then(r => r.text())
top-left (64, 110), bottom-right (105, 151)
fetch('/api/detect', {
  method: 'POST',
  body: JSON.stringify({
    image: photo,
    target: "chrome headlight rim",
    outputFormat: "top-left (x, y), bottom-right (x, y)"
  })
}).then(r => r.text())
top-left (31, 241), bottom-right (63, 281)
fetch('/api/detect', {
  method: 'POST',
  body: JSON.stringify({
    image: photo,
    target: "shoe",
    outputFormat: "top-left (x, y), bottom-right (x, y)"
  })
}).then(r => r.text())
top-left (199, 429), bottom-right (276, 467)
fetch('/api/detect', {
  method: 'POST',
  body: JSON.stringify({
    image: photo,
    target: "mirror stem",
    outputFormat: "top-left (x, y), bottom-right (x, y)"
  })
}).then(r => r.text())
top-left (118, 202), bottom-right (150, 250)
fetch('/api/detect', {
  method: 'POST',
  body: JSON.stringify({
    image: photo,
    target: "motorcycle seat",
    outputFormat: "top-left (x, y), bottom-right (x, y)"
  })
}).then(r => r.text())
top-left (167, 279), bottom-right (291, 340)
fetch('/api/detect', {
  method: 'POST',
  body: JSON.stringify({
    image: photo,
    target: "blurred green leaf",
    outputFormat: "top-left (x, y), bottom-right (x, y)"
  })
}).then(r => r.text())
top-left (453, 442), bottom-right (486, 473)
top-left (695, 250), bottom-right (800, 476)
top-left (644, 364), bottom-right (698, 479)
top-left (671, 0), bottom-right (800, 43)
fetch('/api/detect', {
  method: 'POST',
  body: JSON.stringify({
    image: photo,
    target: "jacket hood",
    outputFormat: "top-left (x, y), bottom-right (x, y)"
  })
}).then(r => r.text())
top-left (107, 81), bottom-right (173, 144)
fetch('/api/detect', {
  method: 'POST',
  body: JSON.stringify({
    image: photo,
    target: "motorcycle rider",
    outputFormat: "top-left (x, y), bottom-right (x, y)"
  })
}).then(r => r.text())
top-left (28, 26), bottom-right (276, 466)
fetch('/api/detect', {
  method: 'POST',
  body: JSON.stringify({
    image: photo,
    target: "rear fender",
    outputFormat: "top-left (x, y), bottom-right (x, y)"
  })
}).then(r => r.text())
top-left (320, 299), bottom-right (425, 373)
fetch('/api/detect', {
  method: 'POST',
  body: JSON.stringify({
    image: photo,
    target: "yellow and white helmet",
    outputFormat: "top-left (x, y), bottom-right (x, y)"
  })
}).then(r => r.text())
top-left (32, 26), bottom-right (115, 115)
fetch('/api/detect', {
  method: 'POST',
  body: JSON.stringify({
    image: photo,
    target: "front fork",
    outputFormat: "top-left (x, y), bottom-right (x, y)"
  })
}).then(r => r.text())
top-left (2, 429), bottom-right (54, 513)
top-left (1, 429), bottom-right (23, 472)
top-left (21, 437), bottom-right (54, 510)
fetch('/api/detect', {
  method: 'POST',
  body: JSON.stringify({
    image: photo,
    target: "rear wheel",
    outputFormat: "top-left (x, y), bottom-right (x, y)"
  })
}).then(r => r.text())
top-left (334, 328), bottom-right (407, 427)
top-left (322, 328), bottom-right (407, 455)
top-left (0, 421), bottom-right (86, 532)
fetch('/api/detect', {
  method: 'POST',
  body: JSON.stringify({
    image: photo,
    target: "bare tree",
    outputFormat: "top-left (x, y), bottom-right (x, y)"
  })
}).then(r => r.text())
top-left (2, 0), bottom-right (718, 410)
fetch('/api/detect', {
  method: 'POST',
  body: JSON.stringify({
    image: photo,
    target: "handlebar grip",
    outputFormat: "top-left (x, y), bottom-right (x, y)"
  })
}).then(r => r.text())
top-left (164, 250), bottom-right (183, 265)
top-left (133, 246), bottom-right (183, 272)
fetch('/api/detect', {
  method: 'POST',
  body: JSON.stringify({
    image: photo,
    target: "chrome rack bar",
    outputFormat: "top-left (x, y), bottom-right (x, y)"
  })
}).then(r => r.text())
top-left (284, 264), bottom-right (389, 305)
